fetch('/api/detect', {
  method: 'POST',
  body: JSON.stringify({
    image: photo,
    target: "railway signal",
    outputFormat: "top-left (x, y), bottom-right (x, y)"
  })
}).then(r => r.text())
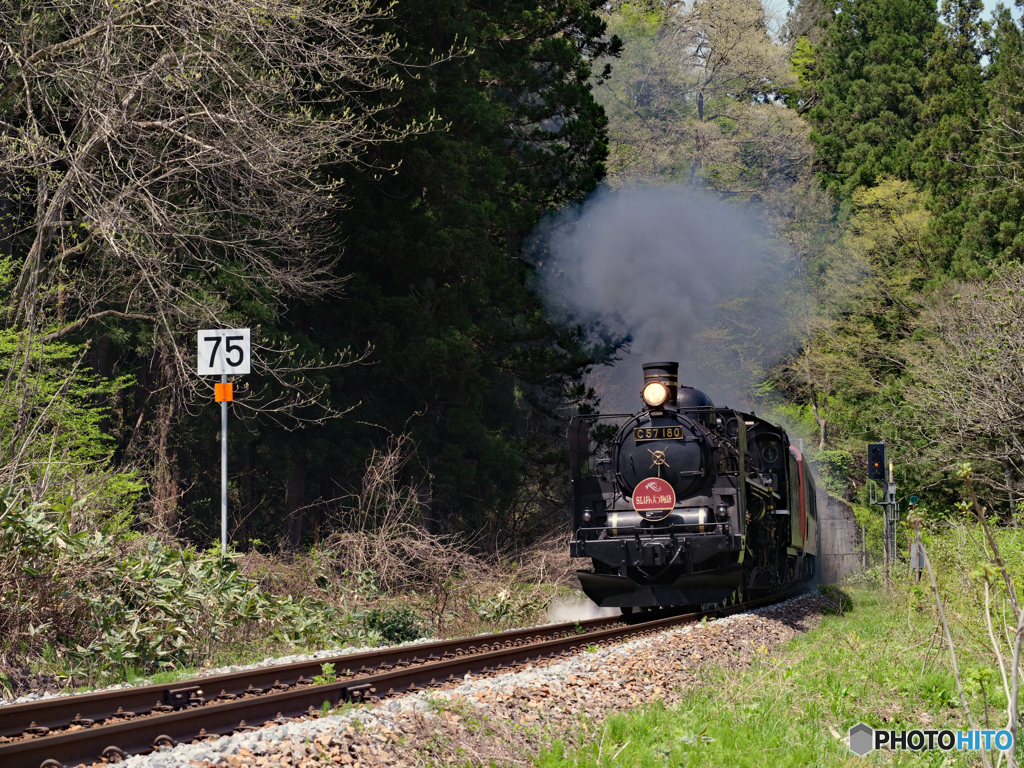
top-left (867, 442), bottom-right (886, 480)
top-left (868, 442), bottom-right (898, 590)
top-left (198, 329), bottom-right (251, 554)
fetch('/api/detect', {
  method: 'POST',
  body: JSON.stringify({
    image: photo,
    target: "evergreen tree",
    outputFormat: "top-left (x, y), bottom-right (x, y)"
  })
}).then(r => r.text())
top-left (914, 0), bottom-right (988, 200)
top-left (954, 7), bottom-right (1024, 273)
top-left (808, 0), bottom-right (938, 195)
top-left (913, 0), bottom-right (988, 275)
top-left (206, 0), bottom-right (621, 549)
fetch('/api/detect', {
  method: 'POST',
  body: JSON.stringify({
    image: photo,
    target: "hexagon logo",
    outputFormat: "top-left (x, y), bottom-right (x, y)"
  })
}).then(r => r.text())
top-left (849, 723), bottom-right (874, 756)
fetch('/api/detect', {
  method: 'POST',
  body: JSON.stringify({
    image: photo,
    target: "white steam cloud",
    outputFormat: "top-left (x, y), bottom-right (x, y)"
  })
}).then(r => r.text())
top-left (532, 185), bottom-right (793, 411)
top-left (545, 596), bottom-right (618, 622)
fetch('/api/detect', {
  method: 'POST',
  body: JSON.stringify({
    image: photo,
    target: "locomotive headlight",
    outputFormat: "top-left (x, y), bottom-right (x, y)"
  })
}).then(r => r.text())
top-left (642, 381), bottom-right (669, 407)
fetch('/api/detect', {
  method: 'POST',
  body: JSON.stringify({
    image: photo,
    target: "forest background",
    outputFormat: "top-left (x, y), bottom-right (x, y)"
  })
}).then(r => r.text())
top-left (3, 0), bottom-right (1024, 626)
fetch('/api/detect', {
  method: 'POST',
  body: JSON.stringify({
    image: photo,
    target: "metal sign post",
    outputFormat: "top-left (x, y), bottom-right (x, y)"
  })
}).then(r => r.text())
top-left (869, 454), bottom-right (899, 591)
top-left (908, 496), bottom-right (922, 579)
top-left (198, 329), bottom-right (251, 554)
top-left (220, 372), bottom-right (228, 554)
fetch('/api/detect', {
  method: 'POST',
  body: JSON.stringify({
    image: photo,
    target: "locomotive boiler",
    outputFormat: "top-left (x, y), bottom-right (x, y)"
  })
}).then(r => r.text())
top-left (569, 361), bottom-right (818, 611)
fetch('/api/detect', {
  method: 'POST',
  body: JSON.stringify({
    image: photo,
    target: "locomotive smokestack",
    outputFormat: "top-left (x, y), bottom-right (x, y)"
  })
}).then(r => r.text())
top-left (642, 361), bottom-right (678, 408)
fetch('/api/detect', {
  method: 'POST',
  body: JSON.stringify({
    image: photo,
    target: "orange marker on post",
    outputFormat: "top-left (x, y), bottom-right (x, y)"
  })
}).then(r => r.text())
top-left (214, 382), bottom-right (234, 402)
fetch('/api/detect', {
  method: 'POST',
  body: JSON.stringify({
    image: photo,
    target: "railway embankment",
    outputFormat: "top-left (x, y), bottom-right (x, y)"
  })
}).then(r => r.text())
top-left (10, 518), bottom-right (1022, 767)
top-left (0, 488), bottom-right (575, 703)
top-left (59, 592), bottom-right (832, 768)
top-left (101, 535), bottom-right (1023, 768)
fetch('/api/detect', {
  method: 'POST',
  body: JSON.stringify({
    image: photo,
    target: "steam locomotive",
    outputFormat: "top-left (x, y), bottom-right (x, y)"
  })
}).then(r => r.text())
top-left (569, 362), bottom-right (818, 611)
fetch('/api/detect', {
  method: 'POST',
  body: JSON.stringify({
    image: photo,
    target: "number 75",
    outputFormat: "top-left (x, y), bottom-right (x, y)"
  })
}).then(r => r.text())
top-left (204, 335), bottom-right (246, 368)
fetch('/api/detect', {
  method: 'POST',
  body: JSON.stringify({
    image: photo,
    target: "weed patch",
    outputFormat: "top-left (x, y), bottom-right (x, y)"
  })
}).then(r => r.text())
top-left (538, 580), bottom-right (996, 767)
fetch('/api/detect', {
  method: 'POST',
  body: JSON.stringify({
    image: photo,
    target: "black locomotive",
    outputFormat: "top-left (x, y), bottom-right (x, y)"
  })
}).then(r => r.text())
top-left (569, 361), bottom-right (818, 611)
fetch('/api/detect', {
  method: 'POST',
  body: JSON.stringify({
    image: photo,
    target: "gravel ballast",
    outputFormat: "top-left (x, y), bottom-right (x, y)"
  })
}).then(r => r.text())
top-left (88, 591), bottom-right (834, 768)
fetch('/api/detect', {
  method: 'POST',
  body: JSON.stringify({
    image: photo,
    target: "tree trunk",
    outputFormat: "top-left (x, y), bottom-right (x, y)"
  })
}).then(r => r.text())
top-left (810, 388), bottom-right (827, 450)
top-left (286, 455), bottom-right (306, 549)
top-left (150, 349), bottom-right (179, 532)
top-left (1005, 458), bottom-right (1015, 524)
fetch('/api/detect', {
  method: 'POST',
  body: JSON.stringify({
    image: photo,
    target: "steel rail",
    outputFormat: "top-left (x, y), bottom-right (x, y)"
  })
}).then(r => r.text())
top-left (0, 614), bottom-right (623, 740)
top-left (1, 589), bottom-right (802, 768)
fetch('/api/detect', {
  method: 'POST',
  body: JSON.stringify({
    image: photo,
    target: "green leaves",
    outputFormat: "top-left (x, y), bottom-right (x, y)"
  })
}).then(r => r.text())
top-left (357, 606), bottom-right (426, 644)
top-left (466, 588), bottom-right (546, 627)
top-left (0, 327), bottom-right (143, 511)
top-left (808, 0), bottom-right (936, 194)
top-left (811, 450), bottom-right (852, 497)
top-left (597, 0), bottom-right (805, 193)
top-left (0, 489), bottom-right (392, 682)
top-left (307, 0), bottom-right (618, 547)
top-left (312, 662), bottom-right (337, 685)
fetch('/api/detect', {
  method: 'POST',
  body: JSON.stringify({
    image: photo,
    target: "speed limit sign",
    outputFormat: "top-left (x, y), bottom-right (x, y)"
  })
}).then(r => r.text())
top-left (197, 329), bottom-right (251, 375)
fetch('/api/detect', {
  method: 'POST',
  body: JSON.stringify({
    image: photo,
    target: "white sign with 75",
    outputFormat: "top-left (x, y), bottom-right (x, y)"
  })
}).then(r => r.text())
top-left (198, 329), bottom-right (251, 375)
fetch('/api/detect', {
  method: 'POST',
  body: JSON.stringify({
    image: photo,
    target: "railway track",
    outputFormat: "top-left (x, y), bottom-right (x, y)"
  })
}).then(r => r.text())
top-left (1, 590), bottom-right (798, 768)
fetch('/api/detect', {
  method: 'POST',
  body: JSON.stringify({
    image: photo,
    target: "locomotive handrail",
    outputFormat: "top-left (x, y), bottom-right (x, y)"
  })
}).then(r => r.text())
top-left (575, 522), bottom-right (730, 538)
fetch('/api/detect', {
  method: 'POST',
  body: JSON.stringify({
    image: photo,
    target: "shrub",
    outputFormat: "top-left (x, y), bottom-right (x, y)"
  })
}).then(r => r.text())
top-left (0, 489), bottom-right (376, 682)
top-left (358, 606), bottom-right (426, 644)
top-left (467, 588), bottom-right (548, 626)
top-left (811, 450), bottom-right (852, 497)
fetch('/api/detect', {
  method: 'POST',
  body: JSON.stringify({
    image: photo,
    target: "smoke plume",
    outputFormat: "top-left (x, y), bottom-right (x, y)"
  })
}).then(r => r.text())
top-left (532, 185), bottom-right (794, 410)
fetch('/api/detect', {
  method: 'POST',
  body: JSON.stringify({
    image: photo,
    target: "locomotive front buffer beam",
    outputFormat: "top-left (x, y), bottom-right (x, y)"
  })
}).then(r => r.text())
top-left (571, 531), bottom-right (744, 608)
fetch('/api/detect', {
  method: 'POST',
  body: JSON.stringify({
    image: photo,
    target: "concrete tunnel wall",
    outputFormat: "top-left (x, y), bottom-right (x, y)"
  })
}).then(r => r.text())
top-left (817, 491), bottom-right (863, 584)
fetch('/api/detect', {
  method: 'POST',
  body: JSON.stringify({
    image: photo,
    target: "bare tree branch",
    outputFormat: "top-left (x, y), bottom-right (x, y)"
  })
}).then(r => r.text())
top-left (1, 0), bottom-right (438, 404)
top-left (40, 310), bottom-right (157, 342)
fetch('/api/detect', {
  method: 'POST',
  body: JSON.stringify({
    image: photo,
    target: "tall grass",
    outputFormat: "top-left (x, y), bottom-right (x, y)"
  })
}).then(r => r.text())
top-left (538, 486), bottom-right (1024, 768)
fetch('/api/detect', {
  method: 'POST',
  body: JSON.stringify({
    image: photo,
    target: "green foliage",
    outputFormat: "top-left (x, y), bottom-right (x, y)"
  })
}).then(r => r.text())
top-left (0, 490), bottom-right (105, 652)
top-left (467, 588), bottom-right (548, 626)
top-left (596, 0), bottom-right (804, 194)
top-left (951, 7), bottom-right (1024, 274)
top-left (348, 569), bottom-right (382, 600)
top-left (852, 504), bottom-right (887, 562)
top-left (313, 662), bottom-right (338, 685)
top-left (0, 327), bottom-right (142, 509)
top-left (913, 0), bottom-right (988, 275)
top-left (789, 36), bottom-right (817, 98)
top-left (0, 489), bottom-right (387, 682)
top-left (780, 178), bottom-right (932, 460)
top-left (769, 402), bottom-right (820, 442)
top-left (810, 450), bottom-right (851, 497)
top-left (280, 0), bottom-right (621, 549)
top-left (808, 0), bottom-right (936, 194)
top-left (358, 606), bottom-right (426, 645)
